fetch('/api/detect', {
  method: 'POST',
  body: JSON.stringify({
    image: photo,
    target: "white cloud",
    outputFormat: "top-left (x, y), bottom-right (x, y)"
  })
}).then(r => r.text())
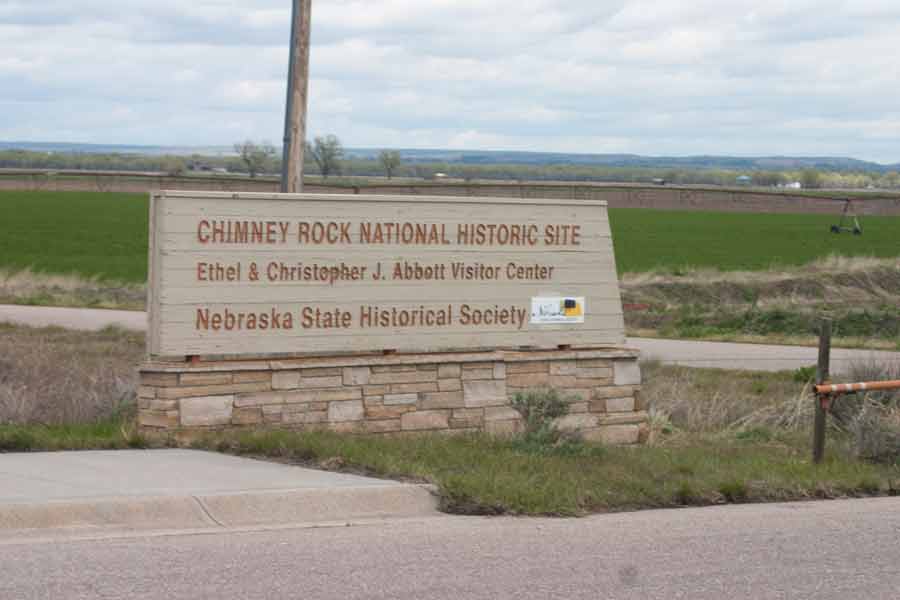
top-left (0, 0), bottom-right (898, 163)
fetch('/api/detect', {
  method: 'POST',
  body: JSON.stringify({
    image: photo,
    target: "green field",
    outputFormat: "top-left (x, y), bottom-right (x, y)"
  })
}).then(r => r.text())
top-left (1, 190), bottom-right (898, 282)
top-left (611, 209), bottom-right (900, 274)
top-left (0, 191), bottom-right (149, 282)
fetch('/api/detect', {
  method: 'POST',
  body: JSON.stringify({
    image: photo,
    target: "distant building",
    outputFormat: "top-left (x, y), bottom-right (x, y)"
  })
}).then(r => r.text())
top-left (784, 181), bottom-right (802, 190)
top-left (736, 175), bottom-right (752, 185)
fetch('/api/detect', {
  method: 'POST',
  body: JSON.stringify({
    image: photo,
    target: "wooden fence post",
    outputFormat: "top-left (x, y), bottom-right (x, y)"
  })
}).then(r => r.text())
top-left (813, 319), bottom-right (832, 464)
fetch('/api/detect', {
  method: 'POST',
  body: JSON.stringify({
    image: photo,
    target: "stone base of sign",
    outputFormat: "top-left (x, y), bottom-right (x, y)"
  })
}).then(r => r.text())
top-left (137, 348), bottom-right (647, 445)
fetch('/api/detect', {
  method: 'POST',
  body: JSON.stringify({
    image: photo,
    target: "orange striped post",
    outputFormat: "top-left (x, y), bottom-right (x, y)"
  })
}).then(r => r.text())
top-left (814, 380), bottom-right (900, 395)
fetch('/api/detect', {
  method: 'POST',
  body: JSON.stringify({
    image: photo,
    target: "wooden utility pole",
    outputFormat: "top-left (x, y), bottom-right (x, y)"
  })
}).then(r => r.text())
top-left (281, 0), bottom-right (312, 193)
top-left (812, 319), bottom-right (832, 464)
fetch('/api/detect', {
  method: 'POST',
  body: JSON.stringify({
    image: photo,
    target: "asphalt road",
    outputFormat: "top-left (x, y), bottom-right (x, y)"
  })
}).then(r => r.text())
top-left (3, 497), bottom-right (900, 599)
top-left (2, 304), bottom-right (898, 374)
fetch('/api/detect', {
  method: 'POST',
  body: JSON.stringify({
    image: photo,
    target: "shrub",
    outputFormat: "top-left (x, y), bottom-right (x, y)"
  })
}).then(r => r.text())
top-left (511, 388), bottom-right (569, 433)
top-left (509, 388), bottom-right (586, 455)
top-left (850, 399), bottom-right (900, 464)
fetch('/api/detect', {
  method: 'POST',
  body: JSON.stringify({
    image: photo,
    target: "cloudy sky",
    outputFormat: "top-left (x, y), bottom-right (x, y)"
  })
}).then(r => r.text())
top-left (1, 0), bottom-right (898, 162)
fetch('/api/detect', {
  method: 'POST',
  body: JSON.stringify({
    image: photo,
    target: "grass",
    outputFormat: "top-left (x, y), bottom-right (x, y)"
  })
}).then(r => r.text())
top-left (0, 191), bottom-right (148, 282)
top-left (1, 191), bottom-right (899, 282)
top-left (190, 429), bottom-right (900, 516)
top-left (0, 421), bottom-right (145, 452)
top-left (610, 209), bottom-right (900, 273)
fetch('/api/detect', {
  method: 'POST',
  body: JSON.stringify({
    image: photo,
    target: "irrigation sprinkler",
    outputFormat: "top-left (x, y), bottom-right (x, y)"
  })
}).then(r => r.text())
top-left (830, 198), bottom-right (863, 235)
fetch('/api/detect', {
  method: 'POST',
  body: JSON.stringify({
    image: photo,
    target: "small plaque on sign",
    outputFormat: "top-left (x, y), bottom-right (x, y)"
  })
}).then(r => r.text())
top-left (530, 297), bottom-right (586, 324)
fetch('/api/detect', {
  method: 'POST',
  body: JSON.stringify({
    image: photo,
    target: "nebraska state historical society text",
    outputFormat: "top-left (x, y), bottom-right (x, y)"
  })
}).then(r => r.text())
top-left (194, 304), bottom-right (530, 332)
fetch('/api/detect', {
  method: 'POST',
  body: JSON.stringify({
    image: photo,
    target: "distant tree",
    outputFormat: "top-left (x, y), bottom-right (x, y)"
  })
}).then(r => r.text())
top-left (378, 150), bottom-right (402, 179)
top-left (751, 171), bottom-right (785, 187)
top-left (162, 156), bottom-right (187, 177)
top-left (306, 135), bottom-right (344, 179)
top-left (800, 169), bottom-right (823, 189)
top-left (233, 140), bottom-right (276, 177)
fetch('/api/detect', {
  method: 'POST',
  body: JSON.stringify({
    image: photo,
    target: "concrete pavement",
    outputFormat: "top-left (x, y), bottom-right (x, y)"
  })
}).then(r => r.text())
top-left (0, 304), bottom-right (146, 331)
top-left (3, 497), bottom-right (899, 599)
top-left (2, 303), bottom-right (898, 374)
top-left (0, 450), bottom-right (437, 535)
top-left (634, 335), bottom-right (900, 374)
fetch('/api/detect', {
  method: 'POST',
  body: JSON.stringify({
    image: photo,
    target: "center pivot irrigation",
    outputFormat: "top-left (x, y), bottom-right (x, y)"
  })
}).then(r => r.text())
top-left (830, 198), bottom-right (863, 235)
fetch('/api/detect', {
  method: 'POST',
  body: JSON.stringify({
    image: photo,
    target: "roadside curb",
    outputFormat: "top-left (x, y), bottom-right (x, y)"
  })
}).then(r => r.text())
top-left (0, 484), bottom-right (439, 534)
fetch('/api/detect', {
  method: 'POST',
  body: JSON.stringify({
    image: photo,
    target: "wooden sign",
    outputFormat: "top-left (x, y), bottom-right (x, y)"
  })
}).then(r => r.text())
top-left (147, 191), bottom-right (625, 358)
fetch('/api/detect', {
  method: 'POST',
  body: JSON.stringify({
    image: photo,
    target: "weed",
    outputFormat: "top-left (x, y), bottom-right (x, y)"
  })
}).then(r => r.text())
top-left (511, 388), bottom-right (569, 433)
top-left (793, 365), bottom-right (817, 383)
top-left (674, 481), bottom-right (699, 505)
top-left (735, 427), bottom-right (774, 443)
top-left (718, 480), bottom-right (750, 503)
top-left (856, 477), bottom-right (883, 494)
top-left (509, 388), bottom-right (591, 456)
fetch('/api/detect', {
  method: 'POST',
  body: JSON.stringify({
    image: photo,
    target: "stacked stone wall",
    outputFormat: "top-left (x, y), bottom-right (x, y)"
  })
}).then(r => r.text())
top-left (139, 349), bottom-right (647, 444)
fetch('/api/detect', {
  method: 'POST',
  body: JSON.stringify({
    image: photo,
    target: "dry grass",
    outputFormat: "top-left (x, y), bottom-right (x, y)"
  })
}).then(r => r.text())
top-left (640, 360), bottom-right (812, 441)
top-left (837, 362), bottom-right (900, 462)
top-left (0, 269), bottom-right (146, 310)
top-left (642, 359), bottom-right (900, 464)
top-left (623, 255), bottom-right (900, 349)
top-left (622, 254), bottom-right (900, 312)
top-left (623, 254), bottom-right (900, 285)
top-left (0, 323), bottom-right (144, 425)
